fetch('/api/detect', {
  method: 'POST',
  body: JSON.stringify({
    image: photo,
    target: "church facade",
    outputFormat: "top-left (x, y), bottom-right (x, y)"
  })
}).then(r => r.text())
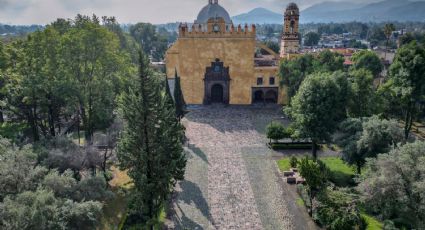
top-left (165, 1), bottom-right (300, 105)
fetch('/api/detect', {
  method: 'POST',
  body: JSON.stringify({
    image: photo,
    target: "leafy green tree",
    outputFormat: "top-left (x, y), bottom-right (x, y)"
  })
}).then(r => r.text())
top-left (337, 116), bottom-right (403, 174)
top-left (117, 52), bottom-right (185, 229)
top-left (298, 157), bottom-right (329, 216)
top-left (287, 72), bottom-right (348, 158)
top-left (358, 141), bottom-right (425, 229)
top-left (388, 41), bottom-right (425, 139)
top-left (174, 70), bottom-right (187, 121)
top-left (279, 54), bottom-right (315, 103)
top-left (347, 69), bottom-right (376, 117)
top-left (130, 23), bottom-right (168, 61)
top-left (304, 32), bottom-right (320, 47)
top-left (316, 49), bottom-right (345, 72)
top-left (351, 50), bottom-right (383, 77)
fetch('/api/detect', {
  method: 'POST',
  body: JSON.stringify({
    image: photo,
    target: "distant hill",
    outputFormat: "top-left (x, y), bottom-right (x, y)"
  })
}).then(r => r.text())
top-left (232, 0), bottom-right (425, 24)
top-left (232, 8), bottom-right (282, 25)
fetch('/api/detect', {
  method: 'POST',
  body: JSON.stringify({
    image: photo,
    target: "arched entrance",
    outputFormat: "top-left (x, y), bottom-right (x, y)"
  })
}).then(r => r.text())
top-left (211, 84), bottom-right (224, 103)
top-left (253, 90), bottom-right (264, 103)
top-left (265, 90), bottom-right (278, 103)
top-left (203, 59), bottom-right (230, 105)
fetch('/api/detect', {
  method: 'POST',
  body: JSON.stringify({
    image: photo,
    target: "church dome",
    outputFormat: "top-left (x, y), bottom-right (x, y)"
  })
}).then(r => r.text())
top-left (196, 0), bottom-right (232, 25)
top-left (286, 2), bottom-right (299, 12)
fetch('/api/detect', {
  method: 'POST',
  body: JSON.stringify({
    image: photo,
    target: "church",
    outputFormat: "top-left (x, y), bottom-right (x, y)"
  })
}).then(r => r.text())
top-left (165, 1), bottom-right (300, 105)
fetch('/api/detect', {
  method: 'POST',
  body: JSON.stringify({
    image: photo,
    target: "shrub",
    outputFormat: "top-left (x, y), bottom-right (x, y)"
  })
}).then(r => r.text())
top-left (290, 156), bottom-right (298, 168)
top-left (315, 188), bottom-right (366, 230)
top-left (266, 122), bottom-right (286, 143)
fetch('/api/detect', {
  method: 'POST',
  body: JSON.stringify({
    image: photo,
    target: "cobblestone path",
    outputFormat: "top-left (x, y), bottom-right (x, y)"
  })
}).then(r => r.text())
top-left (167, 105), bottom-right (317, 230)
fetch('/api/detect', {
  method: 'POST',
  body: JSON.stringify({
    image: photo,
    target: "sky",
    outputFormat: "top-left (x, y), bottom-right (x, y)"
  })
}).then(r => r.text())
top-left (0, 0), bottom-right (390, 25)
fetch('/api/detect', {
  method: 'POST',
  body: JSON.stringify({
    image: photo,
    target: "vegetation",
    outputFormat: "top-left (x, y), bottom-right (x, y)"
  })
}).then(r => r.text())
top-left (358, 141), bottom-right (425, 229)
top-left (304, 32), bottom-right (320, 47)
top-left (387, 41), bottom-right (425, 139)
top-left (351, 50), bottom-right (383, 78)
top-left (286, 72), bottom-right (348, 158)
top-left (337, 116), bottom-right (403, 174)
top-left (117, 52), bottom-right (186, 229)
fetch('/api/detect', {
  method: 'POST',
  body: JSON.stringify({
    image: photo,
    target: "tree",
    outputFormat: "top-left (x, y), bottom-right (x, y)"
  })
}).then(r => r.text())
top-left (298, 157), bottom-right (329, 216)
top-left (264, 40), bottom-right (280, 54)
top-left (337, 116), bottom-right (404, 174)
top-left (304, 32), bottom-right (320, 47)
top-left (266, 122), bottom-right (286, 143)
top-left (383, 23), bottom-right (395, 60)
top-left (0, 189), bottom-right (103, 230)
top-left (279, 54), bottom-right (315, 103)
top-left (117, 52), bottom-right (185, 229)
top-left (287, 72), bottom-right (348, 158)
top-left (351, 50), bottom-right (383, 77)
top-left (347, 69), bottom-right (376, 118)
top-left (316, 49), bottom-right (345, 72)
top-left (315, 188), bottom-right (365, 230)
top-left (388, 41), bottom-right (425, 139)
top-left (358, 141), bottom-right (425, 229)
top-left (174, 69), bottom-right (187, 121)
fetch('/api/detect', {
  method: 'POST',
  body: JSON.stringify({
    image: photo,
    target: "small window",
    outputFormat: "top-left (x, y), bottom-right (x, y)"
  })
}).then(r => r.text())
top-left (269, 77), bottom-right (275, 85)
top-left (257, 77), bottom-right (263, 85)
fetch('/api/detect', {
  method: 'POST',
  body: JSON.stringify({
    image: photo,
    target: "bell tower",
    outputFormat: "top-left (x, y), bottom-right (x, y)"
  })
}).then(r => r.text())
top-left (280, 3), bottom-right (300, 58)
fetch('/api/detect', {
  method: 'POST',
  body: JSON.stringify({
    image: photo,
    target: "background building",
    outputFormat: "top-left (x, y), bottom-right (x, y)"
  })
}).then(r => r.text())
top-left (166, 1), bottom-right (300, 105)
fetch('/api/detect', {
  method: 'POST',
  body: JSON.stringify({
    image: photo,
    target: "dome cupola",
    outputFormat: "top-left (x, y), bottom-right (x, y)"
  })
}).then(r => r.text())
top-left (195, 0), bottom-right (232, 25)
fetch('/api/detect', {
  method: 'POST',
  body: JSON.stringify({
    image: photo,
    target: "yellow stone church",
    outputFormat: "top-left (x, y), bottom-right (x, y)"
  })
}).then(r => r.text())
top-left (166, 0), bottom-right (300, 105)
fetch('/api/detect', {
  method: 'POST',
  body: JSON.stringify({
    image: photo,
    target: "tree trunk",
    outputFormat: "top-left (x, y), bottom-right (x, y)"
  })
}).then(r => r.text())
top-left (47, 100), bottom-right (56, 137)
top-left (404, 102), bottom-right (413, 140)
top-left (312, 140), bottom-right (318, 160)
top-left (0, 110), bottom-right (4, 123)
top-left (356, 161), bottom-right (362, 175)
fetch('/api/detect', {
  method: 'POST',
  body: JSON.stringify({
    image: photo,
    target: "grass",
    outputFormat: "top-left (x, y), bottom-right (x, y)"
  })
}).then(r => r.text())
top-left (296, 197), bottom-right (305, 207)
top-left (362, 213), bottom-right (383, 230)
top-left (277, 157), bottom-right (356, 187)
top-left (101, 166), bottom-right (133, 229)
top-left (277, 158), bottom-right (292, 171)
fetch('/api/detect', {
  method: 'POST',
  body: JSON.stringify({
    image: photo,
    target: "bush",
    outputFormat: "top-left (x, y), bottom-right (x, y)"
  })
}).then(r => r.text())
top-left (290, 156), bottom-right (298, 168)
top-left (270, 143), bottom-right (312, 150)
top-left (266, 122), bottom-right (286, 143)
top-left (315, 188), bottom-right (366, 230)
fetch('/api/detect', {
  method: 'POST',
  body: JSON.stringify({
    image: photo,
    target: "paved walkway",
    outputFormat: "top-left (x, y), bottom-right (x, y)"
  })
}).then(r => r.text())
top-left (166, 105), bottom-right (317, 230)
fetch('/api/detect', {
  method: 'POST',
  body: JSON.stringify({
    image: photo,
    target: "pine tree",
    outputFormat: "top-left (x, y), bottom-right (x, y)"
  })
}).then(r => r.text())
top-left (174, 69), bottom-right (188, 120)
top-left (117, 52), bottom-right (167, 229)
top-left (161, 74), bottom-right (187, 187)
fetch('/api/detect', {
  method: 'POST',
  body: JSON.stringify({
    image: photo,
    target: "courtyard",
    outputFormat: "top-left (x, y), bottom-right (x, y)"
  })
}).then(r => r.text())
top-left (165, 105), bottom-right (321, 230)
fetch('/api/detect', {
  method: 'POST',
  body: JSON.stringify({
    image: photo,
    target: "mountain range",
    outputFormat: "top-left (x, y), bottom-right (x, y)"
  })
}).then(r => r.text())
top-left (231, 0), bottom-right (425, 24)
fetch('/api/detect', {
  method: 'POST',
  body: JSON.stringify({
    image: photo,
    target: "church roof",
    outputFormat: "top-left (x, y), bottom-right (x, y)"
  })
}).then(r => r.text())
top-left (195, 0), bottom-right (232, 25)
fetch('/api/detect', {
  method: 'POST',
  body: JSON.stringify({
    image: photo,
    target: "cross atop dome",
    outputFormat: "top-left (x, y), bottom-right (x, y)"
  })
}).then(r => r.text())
top-left (208, 0), bottom-right (219, 4)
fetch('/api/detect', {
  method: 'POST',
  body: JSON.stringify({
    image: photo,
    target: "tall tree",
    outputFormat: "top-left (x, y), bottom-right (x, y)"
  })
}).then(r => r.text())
top-left (347, 69), bottom-right (376, 118)
top-left (279, 54), bottom-right (315, 104)
top-left (174, 70), bottom-right (187, 121)
top-left (383, 23), bottom-right (395, 60)
top-left (287, 72), bottom-right (348, 158)
top-left (117, 52), bottom-right (185, 229)
top-left (388, 41), bottom-right (425, 139)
